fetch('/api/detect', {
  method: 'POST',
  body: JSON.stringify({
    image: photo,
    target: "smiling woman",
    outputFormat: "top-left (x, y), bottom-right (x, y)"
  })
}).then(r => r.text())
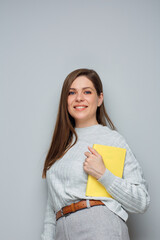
top-left (67, 76), bottom-right (103, 128)
top-left (41, 68), bottom-right (150, 240)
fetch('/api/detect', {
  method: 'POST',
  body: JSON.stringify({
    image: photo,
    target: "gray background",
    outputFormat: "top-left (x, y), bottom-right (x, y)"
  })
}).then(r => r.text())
top-left (0, 0), bottom-right (159, 239)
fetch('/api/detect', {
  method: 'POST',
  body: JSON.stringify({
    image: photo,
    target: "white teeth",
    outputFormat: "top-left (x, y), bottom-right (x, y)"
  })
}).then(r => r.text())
top-left (75, 106), bottom-right (87, 109)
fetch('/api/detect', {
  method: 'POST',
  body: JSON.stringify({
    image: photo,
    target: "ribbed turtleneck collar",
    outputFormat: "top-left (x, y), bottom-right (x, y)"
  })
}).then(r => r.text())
top-left (75, 124), bottom-right (102, 137)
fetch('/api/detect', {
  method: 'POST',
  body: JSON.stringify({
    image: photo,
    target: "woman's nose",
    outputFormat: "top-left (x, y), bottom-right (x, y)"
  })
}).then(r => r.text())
top-left (76, 92), bottom-right (84, 101)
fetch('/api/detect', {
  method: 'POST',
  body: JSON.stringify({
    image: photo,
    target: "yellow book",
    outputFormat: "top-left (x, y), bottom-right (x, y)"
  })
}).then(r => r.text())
top-left (85, 144), bottom-right (126, 198)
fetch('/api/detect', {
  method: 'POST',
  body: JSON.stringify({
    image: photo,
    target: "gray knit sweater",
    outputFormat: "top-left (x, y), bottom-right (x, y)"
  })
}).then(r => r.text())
top-left (41, 124), bottom-right (150, 240)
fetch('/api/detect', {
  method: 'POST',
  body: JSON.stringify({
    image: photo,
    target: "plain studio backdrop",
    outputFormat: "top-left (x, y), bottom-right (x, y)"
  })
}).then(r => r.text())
top-left (0, 0), bottom-right (159, 240)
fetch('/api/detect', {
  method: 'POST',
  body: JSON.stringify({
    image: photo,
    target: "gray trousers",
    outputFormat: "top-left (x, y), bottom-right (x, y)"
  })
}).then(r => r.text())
top-left (55, 204), bottom-right (130, 240)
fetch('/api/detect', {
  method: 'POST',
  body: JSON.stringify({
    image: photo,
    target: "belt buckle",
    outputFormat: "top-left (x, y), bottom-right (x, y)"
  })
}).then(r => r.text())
top-left (61, 208), bottom-right (64, 217)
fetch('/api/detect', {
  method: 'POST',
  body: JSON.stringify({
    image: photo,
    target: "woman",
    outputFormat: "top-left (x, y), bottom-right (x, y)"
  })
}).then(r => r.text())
top-left (41, 68), bottom-right (150, 240)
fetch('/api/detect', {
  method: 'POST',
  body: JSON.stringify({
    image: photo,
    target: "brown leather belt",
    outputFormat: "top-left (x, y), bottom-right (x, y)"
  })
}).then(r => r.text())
top-left (56, 200), bottom-right (105, 221)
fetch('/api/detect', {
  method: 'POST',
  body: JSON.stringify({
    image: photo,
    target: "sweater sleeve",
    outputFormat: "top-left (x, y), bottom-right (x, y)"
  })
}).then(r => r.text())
top-left (98, 134), bottom-right (150, 214)
top-left (41, 187), bottom-right (56, 240)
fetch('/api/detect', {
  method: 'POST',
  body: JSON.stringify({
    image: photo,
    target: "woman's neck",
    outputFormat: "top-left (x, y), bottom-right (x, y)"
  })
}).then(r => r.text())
top-left (75, 120), bottom-right (99, 128)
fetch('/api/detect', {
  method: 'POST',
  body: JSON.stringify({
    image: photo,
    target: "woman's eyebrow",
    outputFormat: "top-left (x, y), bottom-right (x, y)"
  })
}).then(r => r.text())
top-left (69, 87), bottom-right (94, 90)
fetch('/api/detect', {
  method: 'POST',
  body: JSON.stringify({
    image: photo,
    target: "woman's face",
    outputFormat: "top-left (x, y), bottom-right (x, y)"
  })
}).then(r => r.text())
top-left (67, 76), bottom-right (103, 128)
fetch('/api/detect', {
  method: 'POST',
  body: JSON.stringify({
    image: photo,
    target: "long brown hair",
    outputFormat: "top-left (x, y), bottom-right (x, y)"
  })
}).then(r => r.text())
top-left (42, 68), bottom-right (116, 178)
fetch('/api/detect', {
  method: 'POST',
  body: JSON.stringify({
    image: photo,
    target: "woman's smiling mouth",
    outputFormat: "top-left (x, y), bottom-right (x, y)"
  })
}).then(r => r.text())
top-left (74, 105), bottom-right (88, 110)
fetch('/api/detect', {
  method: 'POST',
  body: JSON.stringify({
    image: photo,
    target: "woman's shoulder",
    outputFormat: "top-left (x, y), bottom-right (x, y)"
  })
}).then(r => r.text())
top-left (98, 124), bottom-right (122, 137)
top-left (97, 125), bottom-right (127, 145)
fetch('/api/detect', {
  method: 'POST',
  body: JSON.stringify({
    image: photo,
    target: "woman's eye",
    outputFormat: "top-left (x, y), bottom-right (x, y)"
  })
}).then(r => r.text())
top-left (68, 91), bottom-right (75, 95)
top-left (84, 91), bottom-right (91, 94)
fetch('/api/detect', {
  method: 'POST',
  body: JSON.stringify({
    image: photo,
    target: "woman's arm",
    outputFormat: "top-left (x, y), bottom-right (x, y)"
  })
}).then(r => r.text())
top-left (41, 188), bottom-right (56, 240)
top-left (98, 135), bottom-right (150, 213)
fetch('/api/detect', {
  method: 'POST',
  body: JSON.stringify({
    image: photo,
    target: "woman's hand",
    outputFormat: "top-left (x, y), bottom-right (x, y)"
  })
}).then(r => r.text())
top-left (83, 146), bottom-right (106, 180)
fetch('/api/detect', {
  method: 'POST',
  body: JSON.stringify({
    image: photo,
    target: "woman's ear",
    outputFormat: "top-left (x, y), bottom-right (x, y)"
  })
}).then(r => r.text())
top-left (97, 92), bottom-right (104, 107)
